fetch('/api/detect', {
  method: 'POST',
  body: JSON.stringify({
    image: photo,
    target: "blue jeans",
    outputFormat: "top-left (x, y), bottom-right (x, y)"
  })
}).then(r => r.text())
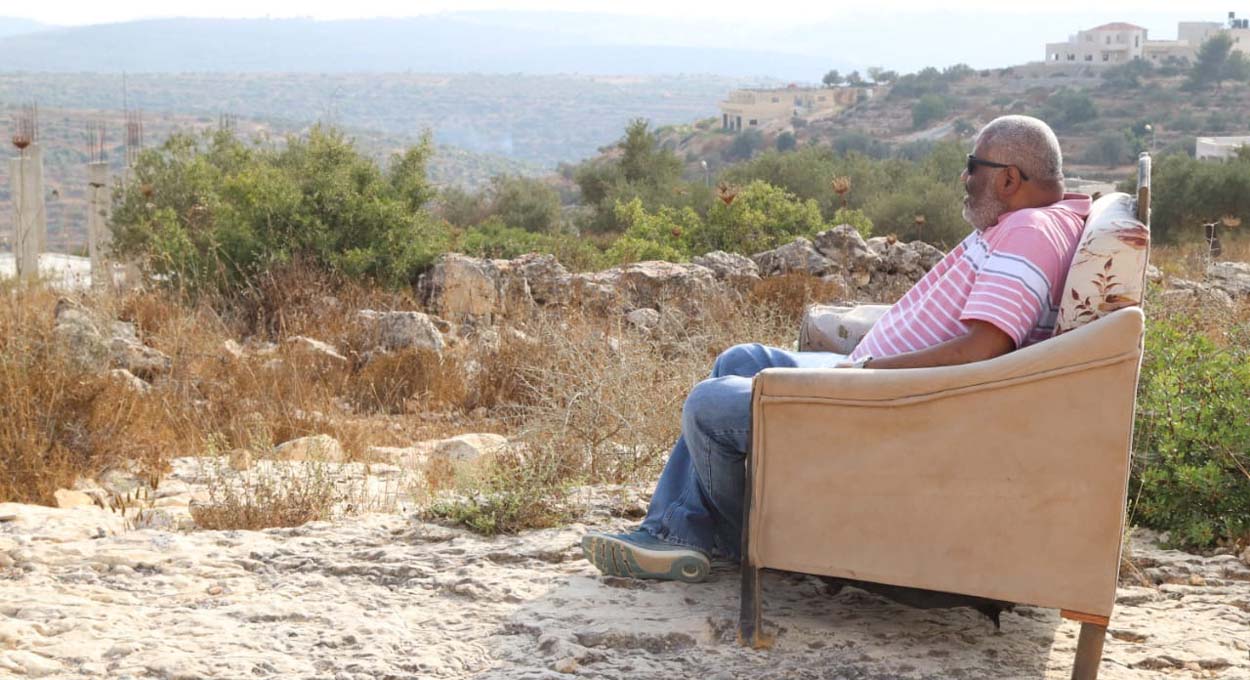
top-left (639, 343), bottom-right (845, 560)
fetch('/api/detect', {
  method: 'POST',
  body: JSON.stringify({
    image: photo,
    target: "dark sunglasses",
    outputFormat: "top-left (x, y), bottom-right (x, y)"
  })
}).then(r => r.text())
top-left (966, 154), bottom-right (1030, 182)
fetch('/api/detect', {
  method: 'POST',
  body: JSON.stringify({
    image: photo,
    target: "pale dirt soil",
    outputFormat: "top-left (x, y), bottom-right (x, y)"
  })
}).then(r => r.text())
top-left (0, 461), bottom-right (1247, 680)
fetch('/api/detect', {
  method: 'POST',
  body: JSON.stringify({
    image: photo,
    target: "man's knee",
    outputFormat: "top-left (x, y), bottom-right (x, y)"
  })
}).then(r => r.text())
top-left (682, 377), bottom-right (752, 438)
top-left (712, 343), bottom-right (767, 378)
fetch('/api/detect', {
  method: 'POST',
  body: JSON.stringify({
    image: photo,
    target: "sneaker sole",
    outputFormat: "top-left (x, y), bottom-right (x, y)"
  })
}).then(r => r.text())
top-left (581, 534), bottom-right (710, 583)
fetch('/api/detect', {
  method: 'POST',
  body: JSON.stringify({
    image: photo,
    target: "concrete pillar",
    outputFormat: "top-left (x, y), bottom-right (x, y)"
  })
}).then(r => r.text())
top-left (9, 153), bottom-right (44, 282)
top-left (31, 144), bottom-right (47, 255)
top-left (87, 161), bottom-right (111, 289)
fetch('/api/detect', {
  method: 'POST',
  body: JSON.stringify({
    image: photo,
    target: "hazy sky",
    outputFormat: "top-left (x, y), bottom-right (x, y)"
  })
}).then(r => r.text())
top-left (13, 0), bottom-right (1245, 28)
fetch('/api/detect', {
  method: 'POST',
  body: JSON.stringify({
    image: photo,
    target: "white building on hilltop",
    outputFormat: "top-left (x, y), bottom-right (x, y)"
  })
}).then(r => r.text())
top-left (1196, 135), bottom-right (1250, 160)
top-left (1046, 12), bottom-right (1250, 66)
top-left (1046, 22), bottom-right (1147, 64)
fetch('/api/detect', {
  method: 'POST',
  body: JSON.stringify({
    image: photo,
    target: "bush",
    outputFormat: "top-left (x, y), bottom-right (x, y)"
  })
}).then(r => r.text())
top-left (831, 207), bottom-right (873, 238)
top-left (689, 181), bottom-right (826, 254)
top-left (488, 175), bottom-right (563, 234)
top-left (1040, 89), bottom-right (1098, 130)
top-left (775, 131), bottom-right (797, 152)
top-left (911, 94), bottom-right (950, 129)
top-left (723, 129), bottom-right (766, 162)
top-left (1082, 130), bottom-right (1133, 167)
top-left (1132, 305), bottom-right (1250, 549)
top-left (110, 126), bottom-right (450, 295)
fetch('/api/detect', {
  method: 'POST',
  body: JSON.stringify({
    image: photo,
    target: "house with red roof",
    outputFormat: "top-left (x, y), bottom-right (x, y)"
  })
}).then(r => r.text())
top-left (1045, 22), bottom-right (1149, 64)
top-left (1046, 13), bottom-right (1250, 66)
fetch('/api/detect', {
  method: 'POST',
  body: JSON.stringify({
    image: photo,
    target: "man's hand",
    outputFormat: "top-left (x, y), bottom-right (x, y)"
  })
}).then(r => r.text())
top-left (853, 320), bottom-right (1015, 370)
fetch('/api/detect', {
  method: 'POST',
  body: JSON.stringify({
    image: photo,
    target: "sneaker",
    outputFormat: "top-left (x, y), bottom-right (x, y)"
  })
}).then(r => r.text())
top-left (581, 530), bottom-right (711, 583)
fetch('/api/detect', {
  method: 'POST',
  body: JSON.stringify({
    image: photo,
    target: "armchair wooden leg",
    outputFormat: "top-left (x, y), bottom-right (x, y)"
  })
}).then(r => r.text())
top-left (737, 449), bottom-right (772, 649)
top-left (739, 559), bottom-right (766, 647)
top-left (1071, 621), bottom-right (1108, 680)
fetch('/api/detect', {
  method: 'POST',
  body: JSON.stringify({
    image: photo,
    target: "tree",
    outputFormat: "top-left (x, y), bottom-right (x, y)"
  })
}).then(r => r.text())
top-left (1040, 89), bottom-right (1098, 130)
top-left (822, 70), bottom-right (844, 87)
top-left (911, 94), bottom-right (949, 129)
top-left (111, 126), bottom-right (449, 294)
top-left (775, 131), bottom-right (797, 152)
top-left (1188, 33), bottom-right (1235, 89)
top-left (1082, 130), bottom-right (1132, 167)
top-left (488, 175), bottom-right (562, 234)
top-left (846, 71), bottom-right (866, 87)
top-left (723, 129), bottom-right (765, 162)
top-left (688, 180), bottom-right (826, 255)
top-left (1102, 58), bottom-right (1155, 90)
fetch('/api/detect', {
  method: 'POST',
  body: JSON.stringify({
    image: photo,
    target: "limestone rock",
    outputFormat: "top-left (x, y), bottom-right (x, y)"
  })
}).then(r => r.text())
top-left (499, 253), bottom-right (572, 306)
top-left (1206, 261), bottom-right (1250, 297)
top-left (432, 433), bottom-right (508, 463)
top-left (580, 261), bottom-right (716, 313)
top-left (285, 336), bottom-right (348, 365)
top-left (357, 310), bottom-right (445, 354)
top-left (421, 253), bottom-right (501, 322)
top-left (1146, 264), bottom-right (1163, 284)
top-left (274, 434), bottom-right (346, 463)
top-left (52, 489), bottom-right (95, 510)
top-left (109, 337), bottom-right (172, 379)
top-left (221, 339), bottom-right (246, 360)
top-left (108, 368), bottom-right (151, 393)
top-left (570, 276), bottom-right (621, 314)
top-left (625, 307), bottom-right (661, 330)
top-left (813, 226), bottom-right (881, 287)
top-left (692, 251), bottom-right (761, 288)
top-left (52, 298), bottom-right (109, 370)
top-left (751, 238), bottom-right (835, 277)
top-left (1165, 279), bottom-right (1234, 308)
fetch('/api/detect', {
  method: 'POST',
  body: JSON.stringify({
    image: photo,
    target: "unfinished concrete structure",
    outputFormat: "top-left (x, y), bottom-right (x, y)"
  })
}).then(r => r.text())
top-left (9, 104), bottom-right (47, 282)
top-left (87, 123), bottom-right (112, 288)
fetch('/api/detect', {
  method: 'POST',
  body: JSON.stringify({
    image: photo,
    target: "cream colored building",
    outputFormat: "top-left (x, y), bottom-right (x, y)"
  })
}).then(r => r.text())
top-left (1047, 14), bottom-right (1250, 66)
top-left (1196, 135), bottom-right (1250, 160)
top-left (719, 86), bottom-right (862, 131)
top-left (1046, 22), bottom-right (1148, 64)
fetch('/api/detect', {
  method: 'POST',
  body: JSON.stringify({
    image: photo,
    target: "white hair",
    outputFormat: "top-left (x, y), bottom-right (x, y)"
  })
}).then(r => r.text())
top-left (974, 115), bottom-right (1064, 184)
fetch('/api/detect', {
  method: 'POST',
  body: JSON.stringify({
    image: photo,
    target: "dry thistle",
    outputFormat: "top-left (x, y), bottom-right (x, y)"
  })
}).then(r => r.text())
top-left (717, 182), bottom-right (738, 206)
top-left (831, 176), bottom-right (852, 208)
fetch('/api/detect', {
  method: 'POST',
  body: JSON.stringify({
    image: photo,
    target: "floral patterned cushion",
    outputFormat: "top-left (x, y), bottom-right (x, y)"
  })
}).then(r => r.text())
top-left (1054, 192), bottom-right (1150, 335)
top-left (799, 304), bottom-right (892, 354)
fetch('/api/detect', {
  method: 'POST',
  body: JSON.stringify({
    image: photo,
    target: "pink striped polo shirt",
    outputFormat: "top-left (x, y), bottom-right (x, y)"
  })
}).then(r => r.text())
top-left (849, 194), bottom-right (1091, 361)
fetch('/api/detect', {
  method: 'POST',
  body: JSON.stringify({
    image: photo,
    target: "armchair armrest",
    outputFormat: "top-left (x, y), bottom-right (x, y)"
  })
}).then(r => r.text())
top-left (748, 306), bottom-right (1145, 618)
top-left (799, 303), bottom-right (891, 354)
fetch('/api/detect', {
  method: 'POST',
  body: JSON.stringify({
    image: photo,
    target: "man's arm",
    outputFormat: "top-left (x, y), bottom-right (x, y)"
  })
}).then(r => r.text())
top-left (859, 320), bottom-right (1015, 369)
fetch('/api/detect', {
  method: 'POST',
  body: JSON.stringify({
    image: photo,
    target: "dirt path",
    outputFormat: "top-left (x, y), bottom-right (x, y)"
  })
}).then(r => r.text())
top-left (0, 468), bottom-right (1247, 679)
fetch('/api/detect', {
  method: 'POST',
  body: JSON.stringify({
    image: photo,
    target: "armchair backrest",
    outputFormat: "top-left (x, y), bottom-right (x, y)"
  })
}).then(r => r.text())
top-left (1054, 154), bottom-right (1152, 335)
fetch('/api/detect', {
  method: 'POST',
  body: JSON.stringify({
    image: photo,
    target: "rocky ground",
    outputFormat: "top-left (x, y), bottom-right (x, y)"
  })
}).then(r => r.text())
top-left (1, 459), bottom-right (1247, 680)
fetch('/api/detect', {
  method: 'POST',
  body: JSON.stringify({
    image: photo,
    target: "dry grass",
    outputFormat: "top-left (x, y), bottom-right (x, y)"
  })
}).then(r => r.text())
top-left (0, 283), bottom-right (186, 503)
top-left (1150, 237), bottom-right (1250, 280)
top-left (1, 262), bottom-right (804, 532)
top-left (189, 455), bottom-right (341, 531)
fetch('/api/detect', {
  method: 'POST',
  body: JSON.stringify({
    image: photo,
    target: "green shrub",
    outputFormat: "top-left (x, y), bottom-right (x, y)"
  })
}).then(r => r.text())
top-left (488, 175), bottom-right (563, 234)
top-left (1132, 308), bottom-right (1250, 549)
top-left (1040, 89), bottom-right (1098, 130)
top-left (111, 126), bottom-right (450, 295)
top-left (911, 94), bottom-right (950, 129)
top-left (689, 181), bottom-right (826, 254)
top-left (832, 207), bottom-right (873, 238)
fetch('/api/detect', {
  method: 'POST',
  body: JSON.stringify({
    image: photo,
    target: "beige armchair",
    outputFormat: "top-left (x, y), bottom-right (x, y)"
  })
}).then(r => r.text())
top-left (740, 154), bottom-right (1152, 680)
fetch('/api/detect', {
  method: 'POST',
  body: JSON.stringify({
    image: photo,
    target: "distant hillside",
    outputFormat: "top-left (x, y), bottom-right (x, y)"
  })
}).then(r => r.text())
top-left (0, 108), bottom-right (541, 253)
top-left (0, 16), bottom-right (839, 79)
top-left (0, 17), bottom-right (50, 38)
top-left (0, 72), bottom-right (752, 167)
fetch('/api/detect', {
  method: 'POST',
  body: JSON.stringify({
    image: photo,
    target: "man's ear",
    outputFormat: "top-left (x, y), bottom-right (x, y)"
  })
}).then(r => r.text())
top-left (996, 166), bottom-right (1024, 198)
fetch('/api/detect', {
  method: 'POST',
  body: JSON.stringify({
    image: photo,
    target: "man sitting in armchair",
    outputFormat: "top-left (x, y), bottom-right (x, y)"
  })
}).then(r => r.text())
top-left (582, 115), bottom-right (1092, 582)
